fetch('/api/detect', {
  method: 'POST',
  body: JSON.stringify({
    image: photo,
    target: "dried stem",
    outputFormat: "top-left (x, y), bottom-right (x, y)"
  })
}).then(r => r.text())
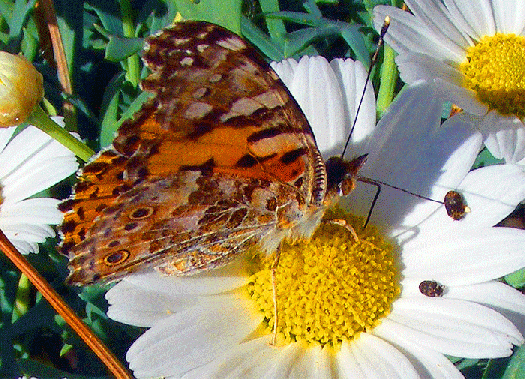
top-left (0, 231), bottom-right (132, 378)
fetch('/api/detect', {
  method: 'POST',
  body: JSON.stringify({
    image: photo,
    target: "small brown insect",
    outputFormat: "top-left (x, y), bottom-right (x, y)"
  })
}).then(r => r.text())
top-left (419, 280), bottom-right (445, 297)
top-left (444, 190), bottom-right (470, 220)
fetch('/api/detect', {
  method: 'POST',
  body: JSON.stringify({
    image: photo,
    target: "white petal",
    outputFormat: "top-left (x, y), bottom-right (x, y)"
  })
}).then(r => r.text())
top-left (0, 198), bottom-right (62, 225)
top-left (492, 0), bottom-right (525, 33)
top-left (403, 228), bottom-right (525, 284)
top-left (386, 297), bottom-right (523, 358)
top-left (404, 0), bottom-right (472, 50)
top-left (106, 280), bottom-right (199, 327)
top-left (373, 320), bottom-right (465, 379)
top-left (117, 262), bottom-right (247, 296)
top-left (374, 5), bottom-right (465, 62)
top-left (127, 295), bottom-right (259, 378)
top-left (0, 126), bottom-right (16, 151)
top-left (0, 125), bottom-right (77, 202)
top-left (395, 52), bottom-right (463, 86)
top-left (480, 112), bottom-right (525, 163)
top-left (432, 78), bottom-right (489, 115)
top-left (339, 333), bottom-right (418, 379)
top-left (346, 83), bottom-right (482, 230)
top-left (448, 281), bottom-right (525, 315)
top-left (409, 163), bottom-right (525, 235)
top-left (1, 223), bottom-right (55, 242)
top-left (296, 345), bottom-right (333, 379)
top-left (336, 343), bottom-right (366, 379)
top-left (11, 239), bottom-right (38, 254)
top-left (270, 58), bottom-right (298, 88)
top-left (282, 56), bottom-right (348, 157)
top-left (329, 58), bottom-right (376, 154)
top-left (454, 164), bottom-right (525, 227)
top-left (401, 278), bottom-right (525, 315)
top-left (187, 339), bottom-right (325, 379)
top-left (444, 0), bottom-right (496, 38)
top-left (183, 336), bottom-right (284, 379)
top-left (273, 56), bottom-right (376, 158)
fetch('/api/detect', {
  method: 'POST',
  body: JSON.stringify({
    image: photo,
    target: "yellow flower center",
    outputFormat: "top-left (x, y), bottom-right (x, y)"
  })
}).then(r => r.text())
top-left (460, 33), bottom-right (525, 117)
top-left (246, 209), bottom-right (400, 348)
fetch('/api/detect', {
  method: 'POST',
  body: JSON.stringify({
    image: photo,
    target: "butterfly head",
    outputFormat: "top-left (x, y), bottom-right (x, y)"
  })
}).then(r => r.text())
top-left (325, 154), bottom-right (368, 197)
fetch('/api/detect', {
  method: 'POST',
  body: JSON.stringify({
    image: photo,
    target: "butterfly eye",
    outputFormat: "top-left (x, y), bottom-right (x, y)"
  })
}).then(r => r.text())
top-left (103, 249), bottom-right (130, 266)
top-left (340, 176), bottom-right (357, 196)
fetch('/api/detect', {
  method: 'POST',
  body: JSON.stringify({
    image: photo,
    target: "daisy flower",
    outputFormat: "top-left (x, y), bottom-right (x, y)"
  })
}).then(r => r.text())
top-left (0, 119), bottom-right (78, 254)
top-left (106, 60), bottom-right (525, 378)
top-left (374, 0), bottom-right (525, 164)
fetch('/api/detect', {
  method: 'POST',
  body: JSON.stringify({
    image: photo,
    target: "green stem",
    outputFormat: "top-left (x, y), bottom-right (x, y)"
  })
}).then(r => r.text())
top-left (120, 0), bottom-right (140, 87)
top-left (376, 45), bottom-right (398, 118)
top-left (26, 105), bottom-right (94, 162)
top-left (12, 274), bottom-right (30, 322)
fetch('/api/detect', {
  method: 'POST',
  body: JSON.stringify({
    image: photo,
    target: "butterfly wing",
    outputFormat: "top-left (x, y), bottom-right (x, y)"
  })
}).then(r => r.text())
top-left (61, 21), bottom-right (328, 284)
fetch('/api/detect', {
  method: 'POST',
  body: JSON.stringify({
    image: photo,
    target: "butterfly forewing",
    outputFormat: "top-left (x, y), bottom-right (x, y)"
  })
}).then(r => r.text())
top-left (61, 21), bottom-right (328, 284)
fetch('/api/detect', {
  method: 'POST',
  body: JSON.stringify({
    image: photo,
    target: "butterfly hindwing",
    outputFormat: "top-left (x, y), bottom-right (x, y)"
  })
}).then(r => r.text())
top-left (61, 21), bottom-right (328, 284)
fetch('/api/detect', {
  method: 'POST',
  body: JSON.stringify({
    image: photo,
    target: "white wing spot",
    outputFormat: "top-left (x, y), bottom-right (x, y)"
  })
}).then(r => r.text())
top-left (219, 90), bottom-right (283, 122)
top-left (197, 31), bottom-right (209, 39)
top-left (185, 102), bottom-right (213, 120)
top-left (253, 90), bottom-right (282, 109)
top-left (193, 87), bottom-right (209, 100)
top-left (173, 38), bottom-right (191, 46)
top-left (209, 74), bottom-right (222, 83)
top-left (220, 98), bottom-right (263, 122)
top-left (217, 37), bottom-right (246, 51)
top-left (197, 44), bottom-right (209, 53)
top-left (181, 57), bottom-right (194, 66)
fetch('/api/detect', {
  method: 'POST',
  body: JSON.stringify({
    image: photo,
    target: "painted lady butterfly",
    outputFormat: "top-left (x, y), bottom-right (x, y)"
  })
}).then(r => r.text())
top-left (60, 21), bottom-right (366, 285)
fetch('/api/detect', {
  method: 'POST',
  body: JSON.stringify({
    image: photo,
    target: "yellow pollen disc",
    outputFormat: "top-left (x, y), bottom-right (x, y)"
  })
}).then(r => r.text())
top-left (246, 209), bottom-right (400, 348)
top-left (460, 33), bottom-right (525, 117)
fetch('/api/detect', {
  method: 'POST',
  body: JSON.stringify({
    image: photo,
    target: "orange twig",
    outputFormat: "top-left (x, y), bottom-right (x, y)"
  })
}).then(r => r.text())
top-left (0, 230), bottom-right (132, 379)
top-left (37, 0), bottom-right (76, 128)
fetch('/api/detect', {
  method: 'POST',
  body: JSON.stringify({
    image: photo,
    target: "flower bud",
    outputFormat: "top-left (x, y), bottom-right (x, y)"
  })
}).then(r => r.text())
top-left (0, 52), bottom-right (44, 127)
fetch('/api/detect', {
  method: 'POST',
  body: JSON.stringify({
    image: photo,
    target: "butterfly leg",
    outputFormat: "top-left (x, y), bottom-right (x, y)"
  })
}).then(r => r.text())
top-left (270, 247), bottom-right (281, 346)
top-left (329, 219), bottom-right (359, 241)
top-left (327, 219), bottom-right (379, 250)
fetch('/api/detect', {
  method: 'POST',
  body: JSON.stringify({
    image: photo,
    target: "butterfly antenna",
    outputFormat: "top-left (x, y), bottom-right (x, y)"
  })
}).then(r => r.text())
top-left (341, 16), bottom-right (391, 159)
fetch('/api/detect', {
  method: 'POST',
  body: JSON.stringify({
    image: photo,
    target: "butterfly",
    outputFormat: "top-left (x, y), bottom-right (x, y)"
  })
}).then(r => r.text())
top-left (60, 21), bottom-right (366, 285)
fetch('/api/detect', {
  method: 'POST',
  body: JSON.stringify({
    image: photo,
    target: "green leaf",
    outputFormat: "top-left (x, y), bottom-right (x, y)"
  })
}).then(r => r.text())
top-left (18, 358), bottom-right (109, 379)
top-left (105, 35), bottom-right (144, 62)
top-left (503, 345), bottom-right (525, 379)
top-left (340, 23), bottom-right (369, 66)
top-left (99, 73), bottom-right (126, 148)
top-left (241, 16), bottom-right (284, 61)
top-left (119, 91), bottom-right (153, 124)
top-left (270, 11), bottom-right (322, 26)
top-left (85, 1), bottom-right (123, 36)
top-left (284, 25), bottom-right (338, 57)
top-left (137, 0), bottom-right (179, 32)
top-left (303, 0), bottom-right (322, 18)
top-left (258, 0), bottom-right (285, 45)
top-left (472, 147), bottom-right (504, 169)
top-left (8, 0), bottom-right (36, 39)
top-left (171, 0), bottom-right (243, 34)
top-left (505, 267), bottom-right (525, 288)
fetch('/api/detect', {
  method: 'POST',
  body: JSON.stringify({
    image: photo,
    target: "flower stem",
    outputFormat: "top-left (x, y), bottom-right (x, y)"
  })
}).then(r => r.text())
top-left (0, 230), bottom-right (133, 378)
top-left (12, 274), bottom-right (31, 322)
top-left (27, 105), bottom-right (94, 162)
top-left (119, 0), bottom-right (140, 87)
top-left (376, 44), bottom-right (398, 118)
